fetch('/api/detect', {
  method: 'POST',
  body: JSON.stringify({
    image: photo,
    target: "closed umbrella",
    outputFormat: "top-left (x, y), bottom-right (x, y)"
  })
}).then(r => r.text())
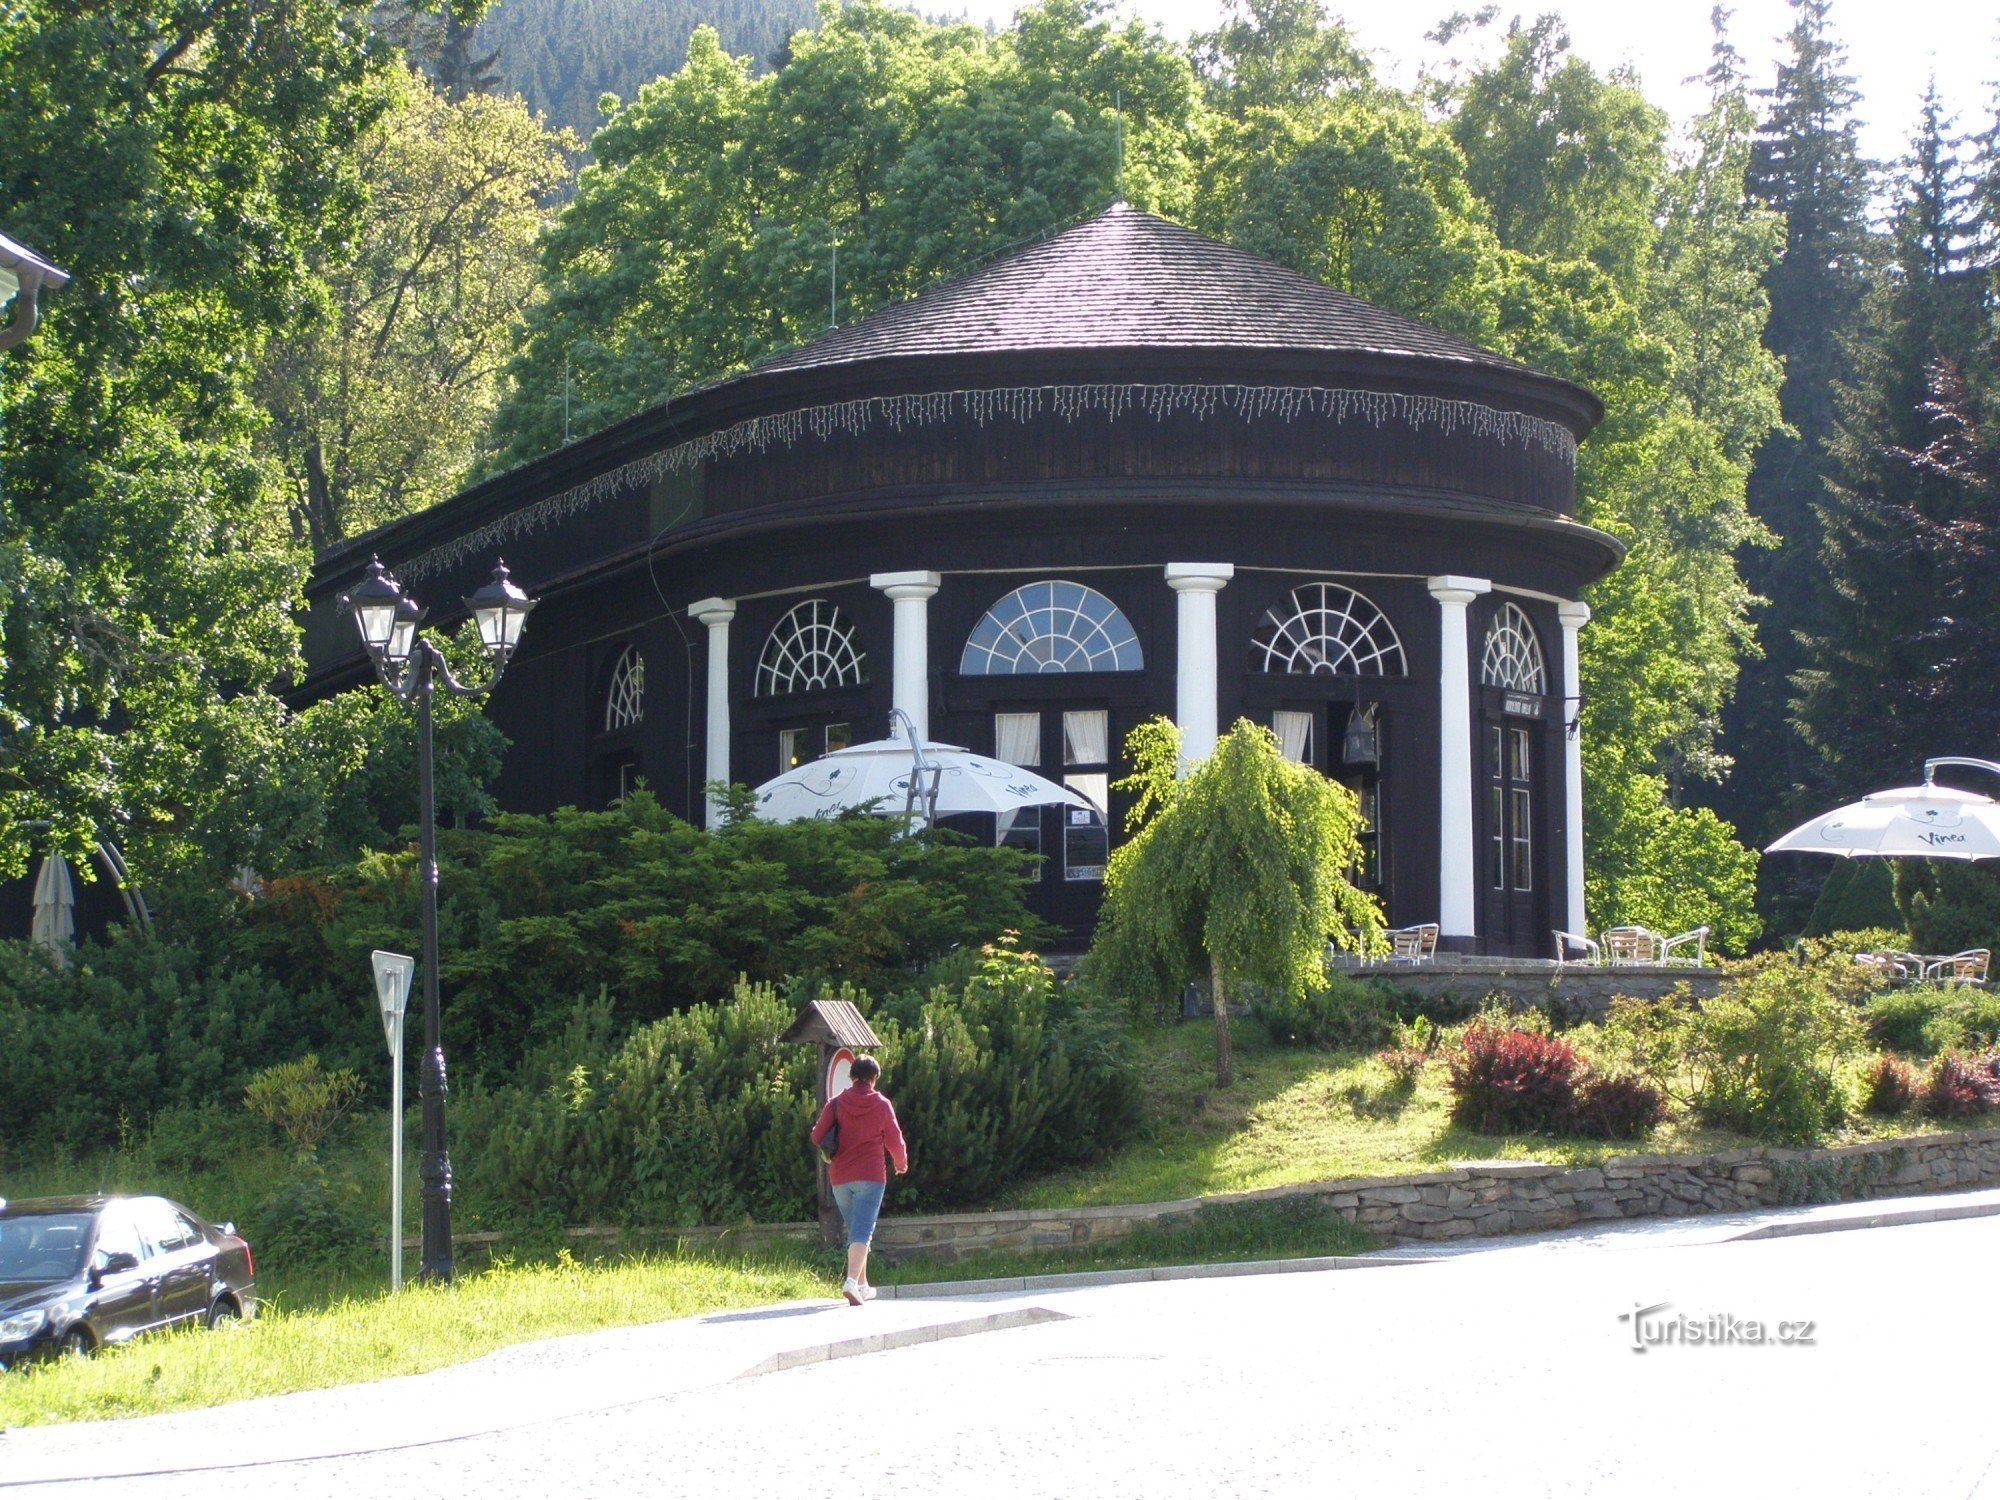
top-left (30, 853), bottom-right (75, 962)
top-left (751, 733), bottom-right (1094, 826)
top-left (1765, 766), bottom-right (2000, 863)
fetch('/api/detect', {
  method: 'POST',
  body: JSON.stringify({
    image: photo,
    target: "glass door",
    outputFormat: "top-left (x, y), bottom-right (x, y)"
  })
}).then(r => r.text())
top-left (993, 708), bottom-right (1112, 933)
top-left (1483, 721), bottom-right (1543, 953)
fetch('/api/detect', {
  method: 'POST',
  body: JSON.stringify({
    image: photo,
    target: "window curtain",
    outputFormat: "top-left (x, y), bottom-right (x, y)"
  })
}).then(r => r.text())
top-left (995, 712), bottom-right (1041, 767)
top-left (1063, 709), bottom-right (1108, 766)
top-left (1273, 710), bottom-right (1313, 764)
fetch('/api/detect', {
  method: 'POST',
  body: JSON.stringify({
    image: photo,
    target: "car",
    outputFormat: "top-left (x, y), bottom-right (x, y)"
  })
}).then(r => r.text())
top-left (0, 1195), bottom-right (256, 1368)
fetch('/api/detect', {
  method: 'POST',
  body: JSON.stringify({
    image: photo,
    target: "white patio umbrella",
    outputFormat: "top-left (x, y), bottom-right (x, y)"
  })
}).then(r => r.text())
top-left (30, 853), bottom-right (75, 962)
top-left (1765, 758), bottom-right (2000, 862)
top-left (750, 712), bottom-right (1095, 826)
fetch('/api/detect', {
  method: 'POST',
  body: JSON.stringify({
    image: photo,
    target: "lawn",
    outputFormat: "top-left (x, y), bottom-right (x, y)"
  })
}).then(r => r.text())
top-left (1004, 1018), bottom-right (1938, 1211)
top-left (0, 1248), bottom-right (830, 1428)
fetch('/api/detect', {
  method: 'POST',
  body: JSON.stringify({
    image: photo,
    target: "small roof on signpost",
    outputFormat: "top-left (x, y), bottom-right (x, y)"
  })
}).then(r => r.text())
top-left (779, 998), bottom-right (881, 1049)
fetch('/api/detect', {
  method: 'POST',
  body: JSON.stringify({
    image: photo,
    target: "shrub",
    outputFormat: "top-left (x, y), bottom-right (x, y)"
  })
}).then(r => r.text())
top-left (1445, 1024), bottom-right (1582, 1134)
top-left (455, 945), bottom-right (1141, 1228)
top-left (1251, 974), bottom-right (1398, 1050)
top-left (1922, 1051), bottom-right (2000, 1120)
top-left (244, 1171), bottom-right (374, 1273)
top-left (1863, 1055), bottom-right (1922, 1116)
top-left (1681, 962), bottom-right (1866, 1144)
top-left (1862, 987), bottom-right (2000, 1058)
top-left (1568, 1073), bottom-right (1667, 1139)
top-left (243, 1056), bottom-right (366, 1159)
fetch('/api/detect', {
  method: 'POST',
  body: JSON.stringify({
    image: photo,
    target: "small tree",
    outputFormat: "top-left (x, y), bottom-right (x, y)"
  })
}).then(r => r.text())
top-left (244, 1055), bottom-right (367, 1160)
top-left (1089, 718), bottom-right (1383, 1085)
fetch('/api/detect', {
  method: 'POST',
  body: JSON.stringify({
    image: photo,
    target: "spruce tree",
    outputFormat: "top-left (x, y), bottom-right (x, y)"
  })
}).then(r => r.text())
top-left (1716, 0), bottom-right (1875, 846)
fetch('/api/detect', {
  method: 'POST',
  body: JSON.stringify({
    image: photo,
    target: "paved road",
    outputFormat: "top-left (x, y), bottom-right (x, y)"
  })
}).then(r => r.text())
top-left (12, 1213), bottom-right (2000, 1498)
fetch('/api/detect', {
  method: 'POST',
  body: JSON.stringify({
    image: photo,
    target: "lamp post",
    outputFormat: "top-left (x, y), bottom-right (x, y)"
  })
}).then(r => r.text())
top-left (341, 555), bottom-right (537, 1281)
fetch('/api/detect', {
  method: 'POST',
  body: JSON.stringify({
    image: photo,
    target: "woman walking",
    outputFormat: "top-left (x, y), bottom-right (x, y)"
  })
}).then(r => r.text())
top-left (810, 1055), bottom-right (907, 1305)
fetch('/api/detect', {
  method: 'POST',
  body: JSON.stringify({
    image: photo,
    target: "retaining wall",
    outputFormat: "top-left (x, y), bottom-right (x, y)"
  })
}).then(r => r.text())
top-left (669, 1128), bottom-right (2000, 1261)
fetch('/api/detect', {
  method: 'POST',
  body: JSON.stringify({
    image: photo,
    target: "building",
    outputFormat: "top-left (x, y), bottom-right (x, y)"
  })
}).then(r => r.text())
top-left (300, 203), bottom-right (1621, 955)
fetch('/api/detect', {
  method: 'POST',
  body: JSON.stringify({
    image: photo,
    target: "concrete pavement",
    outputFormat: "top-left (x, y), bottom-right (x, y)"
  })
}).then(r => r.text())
top-left (8, 1189), bottom-right (2000, 1496)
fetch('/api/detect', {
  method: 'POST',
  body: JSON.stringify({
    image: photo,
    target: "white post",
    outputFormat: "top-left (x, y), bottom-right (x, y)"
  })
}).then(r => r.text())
top-left (690, 597), bottom-right (736, 827)
top-left (388, 1012), bottom-right (403, 1293)
top-left (1428, 575), bottom-right (1491, 944)
top-left (1558, 600), bottom-right (1591, 938)
top-left (1165, 563), bottom-right (1234, 771)
top-left (870, 571), bottom-right (941, 742)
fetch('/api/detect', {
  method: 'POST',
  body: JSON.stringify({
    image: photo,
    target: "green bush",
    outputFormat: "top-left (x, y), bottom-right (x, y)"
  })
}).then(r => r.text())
top-left (1897, 862), bottom-right (2000, 957)
top-left (1250, 974), bottom-right (1398, 1050)
top-left (455, 945), bottom-right (1140, 1228)
top-left (1682, 964), bottom-right (1866, 1143)
top-left (1861, 987), bottom-right (2000, 1058)
top-left (245, 1171), bottom-right (375, 1273)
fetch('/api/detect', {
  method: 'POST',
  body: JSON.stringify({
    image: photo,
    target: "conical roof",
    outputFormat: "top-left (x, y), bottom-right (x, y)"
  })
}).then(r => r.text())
top-left (747, 200), bottom-right (1542, 383)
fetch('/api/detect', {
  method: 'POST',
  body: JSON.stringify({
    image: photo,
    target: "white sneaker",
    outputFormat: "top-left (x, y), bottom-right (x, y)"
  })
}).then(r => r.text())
top-left (842, 1277), bottom-right (863, 1307)
top-left (859, 1282), bottom-right (878, 1302)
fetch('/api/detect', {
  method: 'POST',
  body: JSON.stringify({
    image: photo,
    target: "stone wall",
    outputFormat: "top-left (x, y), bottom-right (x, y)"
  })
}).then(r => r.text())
top-left (836, 1128), bottom-right (2000, 1260)
top-left (1343, 957), bottom-right (1723, 1022)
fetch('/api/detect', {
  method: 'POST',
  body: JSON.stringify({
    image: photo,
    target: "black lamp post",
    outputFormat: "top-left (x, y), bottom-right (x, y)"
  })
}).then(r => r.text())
top-left (341, 555), bottom-right (537, 1281)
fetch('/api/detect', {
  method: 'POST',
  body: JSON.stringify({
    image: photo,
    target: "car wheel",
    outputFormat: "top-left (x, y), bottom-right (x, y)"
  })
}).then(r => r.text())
top-left (206, 1299), bottom-right (240, 1329)
top-left (61, 1326), bottom-right (95, 1358)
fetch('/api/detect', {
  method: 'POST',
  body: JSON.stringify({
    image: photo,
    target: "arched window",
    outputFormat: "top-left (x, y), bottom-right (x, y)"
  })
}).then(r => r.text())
top-left (960, 580), bottom-right (1143, 675)
top-left (1481, 602), bottom-right (1546, 693)
top-left (604, 645), bottom-right (644, 731)
top-left (1252, 583), bottom-right (1405, 676)
top-left (757, 599), bottom-right (865, 696)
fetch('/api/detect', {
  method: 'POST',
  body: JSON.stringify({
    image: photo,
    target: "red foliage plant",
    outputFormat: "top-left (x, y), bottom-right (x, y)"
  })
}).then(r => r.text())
top-left (1445, 1024), bottom-right (1582, 1134)
top-left (1863, 1054), bottom-right (1921, 1117)
top-left (1921, 1051), bottom-right (2000, 1120)
top-left (1568, 1072), bottom-right (1667, 1140)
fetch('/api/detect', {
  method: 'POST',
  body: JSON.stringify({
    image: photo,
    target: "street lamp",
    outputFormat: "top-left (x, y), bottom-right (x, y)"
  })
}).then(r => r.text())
top-left (340, 555), bottom-right (537, 1281)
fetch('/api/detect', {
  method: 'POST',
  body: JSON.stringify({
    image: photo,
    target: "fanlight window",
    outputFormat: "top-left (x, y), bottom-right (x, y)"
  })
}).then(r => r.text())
top-left (604, 645), bottom-right (644, 731)
top-left (1481, 603), bottom-right (1547, 693)
top-left (756, 599), bottom-right (866, 696)
top-left (961, 580), bottom-right (1143, 675)
top-left (1252, 583), bottom-right (1405, 677)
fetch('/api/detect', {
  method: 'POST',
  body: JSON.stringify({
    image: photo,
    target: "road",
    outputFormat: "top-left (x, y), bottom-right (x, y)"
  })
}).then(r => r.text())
top-left (11, 1212), bottom-right (2000, 1499)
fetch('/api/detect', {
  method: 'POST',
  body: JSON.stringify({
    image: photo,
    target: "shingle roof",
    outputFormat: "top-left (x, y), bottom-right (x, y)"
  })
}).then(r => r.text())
top-left (747, 200), bottom-right (1533, 380)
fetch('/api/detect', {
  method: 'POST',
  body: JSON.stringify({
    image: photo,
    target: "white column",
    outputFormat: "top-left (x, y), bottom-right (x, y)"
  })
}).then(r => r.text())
top-left (1165, 563), bottom-right (1234, 771)
top-left (870, 570), bottom-right (941, 742)
top-left (1558, 599), bottom-right (1591, 938)
top-left (1428, 575), bottom-right (1491, 944)
top-left (690, 597), bottom-right (735, 827)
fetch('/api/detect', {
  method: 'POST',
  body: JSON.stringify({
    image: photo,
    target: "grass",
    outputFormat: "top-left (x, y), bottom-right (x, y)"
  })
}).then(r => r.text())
top-left (1005, 1019), bottom-right (1950, 1211)
top-left (0, 1247), bottom-right (831, 1429)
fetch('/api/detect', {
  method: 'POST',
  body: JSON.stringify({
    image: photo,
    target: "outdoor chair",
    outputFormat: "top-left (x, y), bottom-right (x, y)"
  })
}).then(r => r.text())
top-left (1601, 926), bottom-right (1660, 965)
top-left (1923, 949), bottom-right (1991, 985)
top-left (1553, 929), bottom-right (1602, 964)
top-left (1386, 923), bottom-right (1439, 965)
top-left (1659, 925), bottom-right (1710, 967)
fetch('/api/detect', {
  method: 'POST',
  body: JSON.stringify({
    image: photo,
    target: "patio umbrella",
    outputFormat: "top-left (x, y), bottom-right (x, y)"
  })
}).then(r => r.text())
top-left (30, 853), bottom-right (75, 961)
top-left (1765, 759), bottom-right (2000, 861)
top-left (751, 736), bottom-right (1096, 826)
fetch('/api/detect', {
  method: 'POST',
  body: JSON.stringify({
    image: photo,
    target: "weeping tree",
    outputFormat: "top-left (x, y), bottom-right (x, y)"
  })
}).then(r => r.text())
top-left (1088, 717), bottom-right (1383, 1086)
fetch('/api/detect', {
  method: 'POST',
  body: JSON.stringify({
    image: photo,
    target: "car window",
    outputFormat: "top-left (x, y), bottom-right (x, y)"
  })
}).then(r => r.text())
top-left (133, 1199), bottom-right (201, 1254)
top-left (92, 1205), bottom-right (146, 1267)
top-left (0, 1213), bottom-right (93, 1281)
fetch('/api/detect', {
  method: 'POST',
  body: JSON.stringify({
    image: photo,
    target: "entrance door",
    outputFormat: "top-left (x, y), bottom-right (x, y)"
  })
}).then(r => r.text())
top-left (1483, 722), bottom-right (1543, 954)
top-left (992, 708), bottom-right (1111, 937)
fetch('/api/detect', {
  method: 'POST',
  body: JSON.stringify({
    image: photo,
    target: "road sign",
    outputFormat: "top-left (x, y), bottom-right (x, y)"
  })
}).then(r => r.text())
top-left (370, 950), bottom-right (415, 1292)
top-left (826, 1046), bottom-right (856, 1102)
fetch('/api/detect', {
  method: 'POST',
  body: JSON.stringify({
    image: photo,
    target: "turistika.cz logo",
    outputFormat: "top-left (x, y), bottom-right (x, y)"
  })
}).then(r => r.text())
top-left (1617, 1301), bottom-right (1817, 1353)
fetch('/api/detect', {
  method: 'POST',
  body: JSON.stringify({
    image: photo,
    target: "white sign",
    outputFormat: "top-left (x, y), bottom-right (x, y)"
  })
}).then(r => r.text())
top-left (369, 950), bottom-right (415, 1292)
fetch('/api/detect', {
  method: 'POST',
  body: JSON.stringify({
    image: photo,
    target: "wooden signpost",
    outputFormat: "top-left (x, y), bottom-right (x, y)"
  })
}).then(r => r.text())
top-left (778, 998), bottom-right (883, 1247)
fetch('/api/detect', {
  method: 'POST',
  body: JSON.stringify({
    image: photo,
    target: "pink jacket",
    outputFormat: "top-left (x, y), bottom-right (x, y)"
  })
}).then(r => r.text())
top-left (810, 1082), bottom-right (908, 1186)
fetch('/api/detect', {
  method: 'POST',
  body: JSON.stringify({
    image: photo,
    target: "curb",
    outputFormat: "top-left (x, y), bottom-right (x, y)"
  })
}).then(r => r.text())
top-left (879, 1253), bottom-right (1405, 1301)
top-left (736, 1306), bottom-right (1069, 1377)
top-left (1721, 1187), bottom-right (2000, 1243)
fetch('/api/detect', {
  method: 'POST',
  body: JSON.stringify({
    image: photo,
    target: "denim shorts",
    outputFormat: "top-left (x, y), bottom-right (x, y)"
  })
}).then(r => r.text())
top-left (831, 1178), bottom-right (887, 1246)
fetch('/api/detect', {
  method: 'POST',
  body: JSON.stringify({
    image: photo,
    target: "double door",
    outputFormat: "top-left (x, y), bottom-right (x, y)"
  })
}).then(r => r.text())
top-left (991, 707), bottom-right (1112, 936)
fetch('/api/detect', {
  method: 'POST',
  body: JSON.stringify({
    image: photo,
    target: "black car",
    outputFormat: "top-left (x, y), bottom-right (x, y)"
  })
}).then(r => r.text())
top-left (0, 1195), bottom-right (257, 1367)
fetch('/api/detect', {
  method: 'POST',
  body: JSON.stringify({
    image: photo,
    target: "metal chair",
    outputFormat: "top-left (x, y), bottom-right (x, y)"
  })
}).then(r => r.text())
top-left (1602, 926), bottom-right (1660, 965)
top-left (1924, 949), bottom-right (1991, 985)
top-left (1659, 926), bottom-right (1710, 967)
top-left (1553, 929), bottom-right (1602, 964)
top-left (1386, 923), bottom-right (1439, 965)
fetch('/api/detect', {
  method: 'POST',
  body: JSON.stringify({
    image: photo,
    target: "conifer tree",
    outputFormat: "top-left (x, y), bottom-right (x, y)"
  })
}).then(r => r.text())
top-left (1717, 0), bottom-right (1876, 842)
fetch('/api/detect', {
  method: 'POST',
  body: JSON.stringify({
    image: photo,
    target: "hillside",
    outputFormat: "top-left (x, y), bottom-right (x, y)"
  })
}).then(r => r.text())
top-left (477, 0), bottom-right (816, 141)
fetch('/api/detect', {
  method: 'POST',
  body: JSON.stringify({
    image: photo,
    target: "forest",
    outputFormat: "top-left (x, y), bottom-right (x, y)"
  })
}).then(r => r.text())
top-left (2, 0), bottom-right (1997, 947)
